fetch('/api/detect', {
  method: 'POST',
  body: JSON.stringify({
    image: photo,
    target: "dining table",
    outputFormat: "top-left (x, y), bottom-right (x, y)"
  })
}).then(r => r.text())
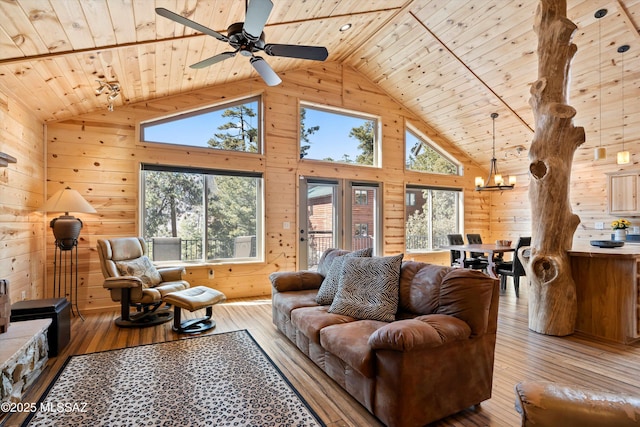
top-left (441, 243), bottom-right (516, 278)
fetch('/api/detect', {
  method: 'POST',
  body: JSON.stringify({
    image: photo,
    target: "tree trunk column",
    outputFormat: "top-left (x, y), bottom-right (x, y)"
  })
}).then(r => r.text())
top-left (524, 0), bottom-right (585, 336)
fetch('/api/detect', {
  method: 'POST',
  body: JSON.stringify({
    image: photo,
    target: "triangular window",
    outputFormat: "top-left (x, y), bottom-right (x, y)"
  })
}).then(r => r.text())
top-left (405, 125), bottom-right (459, 175)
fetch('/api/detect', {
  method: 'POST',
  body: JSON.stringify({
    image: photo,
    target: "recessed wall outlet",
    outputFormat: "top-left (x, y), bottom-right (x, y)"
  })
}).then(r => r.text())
top-left (208, 269), bottom-right (214, 279)
top-left (21, 291), bottom-right (26, 300)
top-left (283, 221), bottom-right (290, 229)
top-left (595, 222), bottom-right (605, 230)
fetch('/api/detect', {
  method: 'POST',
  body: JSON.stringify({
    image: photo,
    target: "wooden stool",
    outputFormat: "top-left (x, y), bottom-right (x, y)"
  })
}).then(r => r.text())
top-left (163, 286), bottom-right (226, 333)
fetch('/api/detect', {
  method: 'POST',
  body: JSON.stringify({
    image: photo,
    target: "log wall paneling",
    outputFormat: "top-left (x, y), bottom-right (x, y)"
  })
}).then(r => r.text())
top-left (45, 63), bottom-right (492, 314)
top-left (0, 85), bottom-right (46, 304)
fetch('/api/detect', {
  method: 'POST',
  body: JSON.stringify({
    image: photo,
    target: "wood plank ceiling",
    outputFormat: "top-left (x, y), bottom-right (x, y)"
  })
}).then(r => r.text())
top-left (0, 0), bottom-right (639, 176)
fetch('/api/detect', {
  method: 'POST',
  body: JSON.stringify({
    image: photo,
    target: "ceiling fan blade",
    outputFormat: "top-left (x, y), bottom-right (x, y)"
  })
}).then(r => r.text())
top-left (190, 52), bottom-right (236, 69)
top-left (264, 44), bottom-right (328, 61)
top-left (243, 0), bottom-right (273, 40)
top-left (250, 56), bottom-right (282, 86)
top-left (156, 8), bottom-right (228, 42)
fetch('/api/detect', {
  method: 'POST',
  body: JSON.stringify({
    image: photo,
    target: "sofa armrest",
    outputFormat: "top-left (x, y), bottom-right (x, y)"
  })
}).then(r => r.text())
top-left (269, 271), bottom-right (324, 292)
top-left (103, 276), bottom-right (143, 289)
top-left (515, 381), bottom-right (640, 427)
top-left (158, 266), bottom-right (185, 282)
top-left (368, 314), bottom-right (471, 352)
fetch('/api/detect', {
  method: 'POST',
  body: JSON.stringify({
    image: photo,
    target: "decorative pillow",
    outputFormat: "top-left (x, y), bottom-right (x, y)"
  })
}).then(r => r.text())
top-left (328, 254), bottom-right (404, 322)
top-left (315, 248), bottom-right (374, 305)
top-left (317, 247), bottom-right (373, 277)
top-left (115, 256), bottom-right (162, 288)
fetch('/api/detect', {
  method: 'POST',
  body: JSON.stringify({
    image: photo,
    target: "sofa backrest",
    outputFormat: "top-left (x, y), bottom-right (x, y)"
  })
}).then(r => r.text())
top-left (398, 261), bottom-right (498, 336)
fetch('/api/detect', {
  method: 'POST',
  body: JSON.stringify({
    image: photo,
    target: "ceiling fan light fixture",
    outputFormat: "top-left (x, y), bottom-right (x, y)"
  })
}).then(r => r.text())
top-left (156, 0), bottom-right (328, 87)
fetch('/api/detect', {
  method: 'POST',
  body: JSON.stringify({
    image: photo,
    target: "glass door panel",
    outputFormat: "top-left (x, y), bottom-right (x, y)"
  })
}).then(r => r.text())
top-left (350, 185), bottom-right (377, 253)
top-left (300, 180), bottom-right (339, 270)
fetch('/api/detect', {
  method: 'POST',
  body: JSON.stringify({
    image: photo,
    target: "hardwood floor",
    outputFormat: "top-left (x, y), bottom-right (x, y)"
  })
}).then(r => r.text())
top-left (3, 281), bottom-right (640, 427)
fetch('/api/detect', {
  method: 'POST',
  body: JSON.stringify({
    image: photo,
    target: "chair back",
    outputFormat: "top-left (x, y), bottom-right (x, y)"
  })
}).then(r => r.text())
top-left (512, 237), bottom-right (532, 276)
top-left (466, 233), bottom-right (482, 244)
top-left (97, 237), bottom-right (148, 279)
top-left (466, 233), bottom-right (484, 258)
top-left (447, 234), bottom-right (465, 266)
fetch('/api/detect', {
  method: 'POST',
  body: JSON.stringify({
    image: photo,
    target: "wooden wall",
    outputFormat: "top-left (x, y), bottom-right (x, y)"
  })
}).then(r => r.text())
top-left (0, 86), bottom-right (46, 304)
top-left (3, 61), bottom-right (631, 314)
top-left (488, 138), bottom-right (640, 247)
top-left (45, 63), bottom-right (491, 314)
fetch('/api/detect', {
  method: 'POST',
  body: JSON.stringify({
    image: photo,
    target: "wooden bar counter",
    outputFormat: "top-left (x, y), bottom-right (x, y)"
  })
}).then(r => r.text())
top-left (568, 243), bottom-right (640, 344)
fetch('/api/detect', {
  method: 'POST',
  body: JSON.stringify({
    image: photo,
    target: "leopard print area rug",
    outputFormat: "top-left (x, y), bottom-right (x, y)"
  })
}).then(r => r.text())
top-left (23, 330), bottom-right (325, 426)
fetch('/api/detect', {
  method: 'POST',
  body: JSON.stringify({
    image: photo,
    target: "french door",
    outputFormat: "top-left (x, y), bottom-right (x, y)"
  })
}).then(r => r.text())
top-left (298, 177), bottom-right (381, 270)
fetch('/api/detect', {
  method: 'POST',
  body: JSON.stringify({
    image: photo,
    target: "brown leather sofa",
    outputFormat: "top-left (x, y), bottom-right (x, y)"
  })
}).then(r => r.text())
top-left (270, 249), bottom-right (500, 427)
top-left (515, 381), bottom-right (640, 426)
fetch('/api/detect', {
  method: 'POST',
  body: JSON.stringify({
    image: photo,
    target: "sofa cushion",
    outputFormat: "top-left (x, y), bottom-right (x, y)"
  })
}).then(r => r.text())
top-left (270, 271), bottom-right (324, 292)
top-left (115, 256), bottom-right (162, 287)
top-left (368, 314), bottom-right (471, 351)
top-left (320, 320), bottom-right (387, 378)
top-left (328, 254), bottom-right (403, 322)
top-left (272, 290), bottom-right (320, 317)
top-left (291, 306), bottom-right (356, 344)
top-left (398, 261), bottom-right (452, 315)
top-left (315, 248), bottom-right (373, 305)
top-left (437, 268), bottom-right (496, 336)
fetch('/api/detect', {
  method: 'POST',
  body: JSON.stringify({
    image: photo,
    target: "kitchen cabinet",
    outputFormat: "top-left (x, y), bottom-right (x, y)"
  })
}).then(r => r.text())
top-left (607, 171), bottom-right (640, 216)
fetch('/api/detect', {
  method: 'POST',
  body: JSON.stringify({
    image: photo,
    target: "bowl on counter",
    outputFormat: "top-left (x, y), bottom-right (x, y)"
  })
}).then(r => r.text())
top-left (496, 239), bottom-right (512, 247)
top-left (590, 240), bottom-right (625, 248)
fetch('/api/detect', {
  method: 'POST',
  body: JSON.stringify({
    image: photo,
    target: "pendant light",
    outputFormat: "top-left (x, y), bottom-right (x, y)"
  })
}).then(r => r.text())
top-left (475, 113), bottom-right (515, 191)
top-left (594, 9), bottom-right (607, 160)
top-left (617, 44), bottom-right (630, 165)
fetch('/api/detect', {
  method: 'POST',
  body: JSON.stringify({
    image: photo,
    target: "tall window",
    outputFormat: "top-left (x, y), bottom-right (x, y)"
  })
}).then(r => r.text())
top-left (140, 96), bottom-right (261, 153)
top-left (141, 165), bottom-right (263, 262)
top-left (405, 186), bottom-right (461, 252)
top-left (300, 103), bottom-right (379, 166)
top-left (405, 125), bottom-right (459, 175)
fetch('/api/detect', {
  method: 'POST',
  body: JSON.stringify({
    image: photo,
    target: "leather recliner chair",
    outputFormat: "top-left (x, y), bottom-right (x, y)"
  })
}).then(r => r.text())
top-left (97, 237), bottom-right (189, 327)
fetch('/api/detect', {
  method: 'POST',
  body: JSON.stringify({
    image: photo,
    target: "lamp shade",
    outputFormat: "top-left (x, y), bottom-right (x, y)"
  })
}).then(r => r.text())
top-left (42, 187), bottom-right (97, 214)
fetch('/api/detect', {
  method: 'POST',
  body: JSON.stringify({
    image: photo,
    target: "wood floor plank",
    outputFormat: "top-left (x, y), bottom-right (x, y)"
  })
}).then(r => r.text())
top-left (3, 281), bottom-right (640, 427)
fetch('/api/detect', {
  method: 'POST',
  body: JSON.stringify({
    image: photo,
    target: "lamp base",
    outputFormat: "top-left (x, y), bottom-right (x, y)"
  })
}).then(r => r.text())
top-left (50, 215), bottom-right (83, 250)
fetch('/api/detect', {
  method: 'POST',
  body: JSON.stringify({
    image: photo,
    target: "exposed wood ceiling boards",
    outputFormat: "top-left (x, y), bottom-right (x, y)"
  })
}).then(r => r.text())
top-left (0, 0), bottom-right (639, 176)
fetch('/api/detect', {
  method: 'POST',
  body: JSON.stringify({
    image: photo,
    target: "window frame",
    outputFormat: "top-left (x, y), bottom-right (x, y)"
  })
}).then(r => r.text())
top-left (139, 95), bottom-right (263, 154)
top-left (299, 101), bottom-right (381, 167)
top-left (405, 123), bottom-right (462, 175)
top-left (140, 163), bottom-right (264, 264)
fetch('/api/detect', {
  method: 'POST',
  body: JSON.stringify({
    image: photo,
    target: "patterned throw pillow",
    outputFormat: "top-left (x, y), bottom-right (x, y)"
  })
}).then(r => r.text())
top-left (115, 256), bottom-right (162, 288)
top-left (315, 248), bottom-right (374, 305)
top-left (328, 254), bottom-right (404, 322)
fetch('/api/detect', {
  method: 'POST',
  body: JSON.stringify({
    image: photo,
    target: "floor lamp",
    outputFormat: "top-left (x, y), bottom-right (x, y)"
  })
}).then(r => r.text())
top-left (42, 187), bottom-right (96, 319)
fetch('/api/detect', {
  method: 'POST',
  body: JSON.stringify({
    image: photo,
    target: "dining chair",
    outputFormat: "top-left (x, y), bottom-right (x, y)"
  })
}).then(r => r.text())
top-left (446, 234), bottom-right (487, 270)
top-left (496, 236), bottom-right (531, 297)
top-left (466, 233), bottom-right (488, 262)
top-left (467, 233), bottom-right (504, 264)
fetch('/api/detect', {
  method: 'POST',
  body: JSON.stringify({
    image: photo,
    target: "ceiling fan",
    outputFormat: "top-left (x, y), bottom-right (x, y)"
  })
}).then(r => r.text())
top-left (156, 0), bottom-right (329, 86)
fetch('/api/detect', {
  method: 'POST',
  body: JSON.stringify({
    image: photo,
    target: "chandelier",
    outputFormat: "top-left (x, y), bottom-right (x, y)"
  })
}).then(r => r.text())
top-left (475, 113), bottom-right (515, 191)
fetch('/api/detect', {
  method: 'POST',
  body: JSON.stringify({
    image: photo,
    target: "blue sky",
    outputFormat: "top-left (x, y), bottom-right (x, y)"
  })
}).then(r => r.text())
top-left (141, 102), bottom-right (369, 161)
